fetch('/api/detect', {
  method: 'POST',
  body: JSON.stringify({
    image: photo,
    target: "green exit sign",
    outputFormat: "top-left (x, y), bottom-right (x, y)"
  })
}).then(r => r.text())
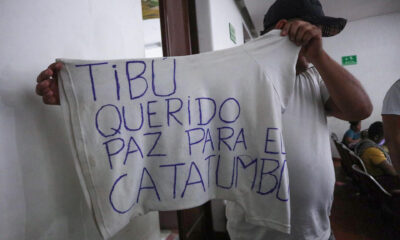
top-left (342, 55), bottom-right (357, 65)
top-left (229, 23), bottom-right (236, 44)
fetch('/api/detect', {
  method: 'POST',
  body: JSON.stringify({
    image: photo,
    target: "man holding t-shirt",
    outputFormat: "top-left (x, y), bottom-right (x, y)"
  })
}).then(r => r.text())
top-left (226, 0), bottom-right (372, 239)
top-left (35, 0), bottom-right (372, 239)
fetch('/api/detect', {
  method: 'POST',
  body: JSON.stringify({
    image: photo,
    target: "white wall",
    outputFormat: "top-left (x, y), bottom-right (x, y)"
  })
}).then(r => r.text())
top-left (143, 18), bottom-right (163, 58)
top-left (196, 0), bottom-right (245, 52)
top-left (324, 13), bottom-right (400, 145)
top-left (0, 1), bottom-right (160, 239)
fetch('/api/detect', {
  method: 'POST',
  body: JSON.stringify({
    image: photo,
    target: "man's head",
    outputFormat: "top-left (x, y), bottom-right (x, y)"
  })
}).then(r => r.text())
top-left (261, 0), bottom-right (347, 37)
top-left (368, 121), bottom-right (384, 143)
top-left (349, 120), bottom-right (361, 132)
top-left (261, 0), bottom-right (347, 74)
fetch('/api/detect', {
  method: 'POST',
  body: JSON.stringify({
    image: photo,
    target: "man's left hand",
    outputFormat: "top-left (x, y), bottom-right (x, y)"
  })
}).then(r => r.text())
top-left (280, 20), bottom-right (323, 63)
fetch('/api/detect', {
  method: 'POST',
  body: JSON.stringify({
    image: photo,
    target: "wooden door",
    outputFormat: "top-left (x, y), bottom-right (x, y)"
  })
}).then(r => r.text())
top-left (158, 0), bottom-right (215, 239)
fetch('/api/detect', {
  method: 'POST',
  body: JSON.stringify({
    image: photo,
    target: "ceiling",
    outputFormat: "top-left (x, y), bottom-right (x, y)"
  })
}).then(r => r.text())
top-left (244, 0), bottom-right (400, 34)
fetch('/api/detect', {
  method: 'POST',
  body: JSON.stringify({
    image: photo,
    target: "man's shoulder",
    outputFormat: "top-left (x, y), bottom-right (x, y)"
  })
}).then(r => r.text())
top-left (382, 78), bottom-right (400, 115)
top-left (364, 147), bottom-right (385, 159)
top-left (365, 146), bottom-right (381, 154)
top-left (385, 79), bottom-right (400, 97)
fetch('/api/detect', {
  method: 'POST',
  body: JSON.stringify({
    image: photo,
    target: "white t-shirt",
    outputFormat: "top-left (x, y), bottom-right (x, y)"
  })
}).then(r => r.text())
top-left (226, 67), bottom-right (335, 240)
top-left (58, 30), bottom-right (300, 239)
top-left (382, 79), bottom-right (400, 115)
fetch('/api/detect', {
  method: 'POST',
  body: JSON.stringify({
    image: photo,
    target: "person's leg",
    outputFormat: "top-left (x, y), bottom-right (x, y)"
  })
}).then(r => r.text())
top-left (376, 175), bottom-right (400, 190)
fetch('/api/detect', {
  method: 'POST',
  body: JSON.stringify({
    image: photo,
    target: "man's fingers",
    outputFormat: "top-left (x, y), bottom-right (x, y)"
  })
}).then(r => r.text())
top-left (48, 96), bottom-right (59, 105)
top-left (43, 95), bottom-right (57, 105)
top-left (48, 61), bottom-right (63, 72)
top-left (37, 62), bottom-right (63, 83)
top-left (291, 24), bottom-right (322, 47)
top-left (35, 80), bottom-right (50, 95)
top-left (35, 84), bottom-right (43, 95)
top-left (302, 32), bottom-right (313, 46)
top-left (281, 21), bottom-right (291, 36)
top-left (42, 88), bottom-right (52, 96)
top-left (47, 97), bottom-right (56, 104)
top-left (296, 25), bottom-right (312, 45)
top-left (43, 96), bottom-right (52, 105)
top-left (303, 28), bottom-right (322, 46)
top-left (44, 90), bottom-right (54, 99)
top-left (36, 69), bottom-right (52, 83)
top-left (36, 62), bottom-right (63, 105)
top-left (281, 20), bottom-right (323, 47)
top-left (312, 27), bottom-right (322, 39)
top-left (290, 25), bottom-right (303, 45)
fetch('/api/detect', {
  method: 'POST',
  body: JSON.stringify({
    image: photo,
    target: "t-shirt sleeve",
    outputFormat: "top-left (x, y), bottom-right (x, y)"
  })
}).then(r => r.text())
top-left (308, 67), bottom-right (330, 103)
top-left (365, 147), bottom-right (386, 165)
top-left (317, 72), bottom-right (330, 103)
top-left (344, 129), bottom-right (354, 139)
top-left (243, 30), bottom-right (301, 111)
top-left (354, 132), bottom-right (361, 140)
top-left (382, 79), bottom-right (400, 115)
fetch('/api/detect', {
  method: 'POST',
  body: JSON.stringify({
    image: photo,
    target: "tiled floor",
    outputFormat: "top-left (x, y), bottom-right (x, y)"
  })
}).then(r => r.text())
top-left (330, 159), bottom-right (399, 240)
top-left (161, 159), bottom-right (399, 240)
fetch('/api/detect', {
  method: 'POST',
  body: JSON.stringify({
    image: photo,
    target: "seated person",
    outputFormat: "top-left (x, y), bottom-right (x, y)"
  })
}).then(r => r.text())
top-left (360, 129), bottom-right (368, 140)
top-left (342, 120), bottom-right (361, 148)
top-left (354, 121), bottom-right (397, 178)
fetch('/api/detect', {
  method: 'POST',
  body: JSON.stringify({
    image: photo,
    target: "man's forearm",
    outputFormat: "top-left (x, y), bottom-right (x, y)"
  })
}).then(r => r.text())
top-left (311, 50), bottom-right (372, 120)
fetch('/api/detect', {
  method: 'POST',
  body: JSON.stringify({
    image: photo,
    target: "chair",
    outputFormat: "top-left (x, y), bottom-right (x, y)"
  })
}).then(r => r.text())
top-left (336, 143), bottom-right (355, 179)
top-left (333, 138), bottom-right (366, 183)
top-left (332, 139), bottom-right (346, 166)
top-left (352, 164), bottom-right (391, 199)
top-left (348, 151), bottom-right (367, 173)
top-left (351, 164), bottom-right (400, 234)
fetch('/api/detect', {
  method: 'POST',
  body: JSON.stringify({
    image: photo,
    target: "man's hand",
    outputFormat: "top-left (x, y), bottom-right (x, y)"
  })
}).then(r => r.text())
top-left (274, 19), bottom-right (372, 121)
top-left (36, 62), bottom-right (62, 105)
top-left (280, 19), bottom-right (323, 63)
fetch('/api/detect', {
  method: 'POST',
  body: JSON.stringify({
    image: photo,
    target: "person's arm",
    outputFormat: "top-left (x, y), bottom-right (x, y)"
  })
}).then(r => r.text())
top-left (279, 19), bottom-right (372, 121)
top-left (367, 147), bottom-right (398, 176)
top-left (344, 136), bottom-right (360, 146)
top-left (377, 161), bottom-right (398, 177)
top-left (382, 114), bottom-right (400, 173)
top-left (312, 54), bottom-right (372, 121)
top-left (342, 130), bottom-right (358, 146)
top-left (35, 62), bottom-right (63, 105)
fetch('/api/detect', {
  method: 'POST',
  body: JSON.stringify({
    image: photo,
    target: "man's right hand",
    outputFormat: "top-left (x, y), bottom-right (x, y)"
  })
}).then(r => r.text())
top-left (35, 62), bottom-right (62, 105)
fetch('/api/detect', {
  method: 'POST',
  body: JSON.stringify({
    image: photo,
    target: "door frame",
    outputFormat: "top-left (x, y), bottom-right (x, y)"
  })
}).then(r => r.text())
top-left (158, 1), bottom-right (214, 239)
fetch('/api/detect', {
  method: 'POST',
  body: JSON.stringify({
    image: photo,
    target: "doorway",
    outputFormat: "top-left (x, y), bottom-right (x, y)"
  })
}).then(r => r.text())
top-left (141, 1), bottom-right (215, 239)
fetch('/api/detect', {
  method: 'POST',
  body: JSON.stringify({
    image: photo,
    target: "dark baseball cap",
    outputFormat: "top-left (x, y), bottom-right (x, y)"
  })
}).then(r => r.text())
top-left (261, 0), bottom-right (347, 37)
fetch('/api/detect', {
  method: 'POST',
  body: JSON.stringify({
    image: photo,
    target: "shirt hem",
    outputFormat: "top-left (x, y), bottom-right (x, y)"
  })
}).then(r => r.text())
top-left (244, 216), bottom-right (291, 234)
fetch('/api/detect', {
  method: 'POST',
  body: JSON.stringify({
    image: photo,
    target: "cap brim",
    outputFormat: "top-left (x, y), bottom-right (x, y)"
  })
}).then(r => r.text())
top-left (302, 16), bottom-right (347, 37)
